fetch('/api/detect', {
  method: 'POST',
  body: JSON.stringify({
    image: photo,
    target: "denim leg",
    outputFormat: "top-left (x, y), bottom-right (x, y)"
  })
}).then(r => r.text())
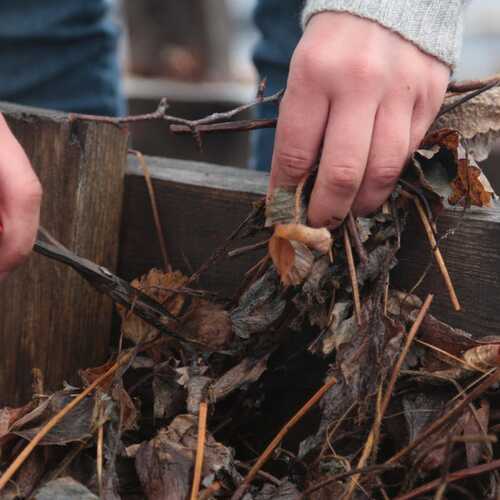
top-left (250, 0), bottom-right (304, 171)
top-left (0, 0), bottom-right (125, 116)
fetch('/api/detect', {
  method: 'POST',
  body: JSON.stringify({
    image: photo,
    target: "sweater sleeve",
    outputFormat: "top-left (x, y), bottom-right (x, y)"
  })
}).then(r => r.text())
top-left (302, 0), bottom-right (470, 68)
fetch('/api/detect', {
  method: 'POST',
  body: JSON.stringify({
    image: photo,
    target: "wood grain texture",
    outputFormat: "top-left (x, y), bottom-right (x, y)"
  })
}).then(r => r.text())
top-left (119, 156), bottom-right (267, 296)
top-left (394, 204), bottom-right (500, 338)
top-left (120, 155), bottom-right (500, 339)
top-left (0, 103), bottom-right (128, 405)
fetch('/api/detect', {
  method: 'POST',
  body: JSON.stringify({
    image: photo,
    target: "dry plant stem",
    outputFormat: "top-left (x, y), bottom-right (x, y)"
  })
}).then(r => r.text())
top-left (200, 482), bottom-right (222, 500)
top-left (0, 353), bottom-right (130, 492)
top-left (411, 195), bottom-right (460, 311)
top-left (170, 118), bottom-right (277, 135)
top-left (190, 400), bottom-right (208, 500)
top-left (447, 74), bottom-right (500, 93)
top-left (346, 212), bottom-right (368, 264)
top-left (188, 200), bottom-right (265, 286)
top-left (395, 458), bottom-right (500, 500)
top-left (228, 239), bottom-right (269, 258)
top-left (130, 150), bottom-right (172, 272)
top-left (415, 338), bottom-right (487, 374)
top-left (386, 368), bottom-right (500, 466)
top-left (97, 414), bottom-right (104, 498)
top-left (71, 90), bottom-right (283, 130)
top-left (439, 78), bottom-right (499, 117)
top-left (343, 226), bottom-right (362, 326)
top-left (344, 295), bottom-right (433, 500)
top-left (234, 460), bottom-right (281, 486)
top-left (230, 377), bottom-right (337, 500)
top-left (301, 464), bottom-right (400, 498)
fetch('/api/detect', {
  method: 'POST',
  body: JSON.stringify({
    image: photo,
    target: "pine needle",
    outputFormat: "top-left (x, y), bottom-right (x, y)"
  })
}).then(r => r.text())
top-left (343, 225), bottom-right (362, 326)
top-left (130, 149), bottom-right (172, 273)
top-left (345, 294), bottom-right (434, 499)
top-left (0, 353), bottom-right (130, 492)
top-left (407, 192), bottom-right (460, 311)
top-left (190, 400), bottom-right (209, 500)
top-left (230, 377), bottom-right (337, 500)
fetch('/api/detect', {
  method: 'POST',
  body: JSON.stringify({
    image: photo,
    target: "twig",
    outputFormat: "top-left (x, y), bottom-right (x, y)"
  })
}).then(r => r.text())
top-left (230, 377), bottom-right (337, 500)
top-left (386, 368), bottom-right (500, 466)
top-left (410, 194), bottom-right (460, 311)
top-left (130, 150), bottom-right (172, 273)
top-left (395, 458), bottom-right (500, 500)
top-left (170, 118), bottom-right (277, 135)
top-left (301, 464), bottom-right (401, 498)
top-left (227, 239), bottom-right (269, 258)
top-left (343, 226), bottom-right (362, 326)
top-left (439, 78), bottom-right (500, 117)
top-left (447, 75), bottom-right (500, 93)
top-left (345, 294), bottom-right (433, 499)
top-left (200, 482), bottom-right (222, 500)
top-left (234, 460), bottom-right (281, 486)
top-left (96, 409), bottom-right (104, 498)
top-left (188, 200), bottom-right (265, 286)
top-left (0, 352), bottom-right (131, 492)
top-left (69, 98), bottom-right (172, 126)
top-left (191, 401), bottom-right (208, 500)
top-left (346, 212), bottom-right (368, 265)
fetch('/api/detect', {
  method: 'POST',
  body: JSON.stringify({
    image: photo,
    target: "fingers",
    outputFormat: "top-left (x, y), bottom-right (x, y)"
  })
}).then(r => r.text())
top-left (268, 86), bottom-right (329, 194)
top-left (0, 115), bottom-right (42, 275)
top-left (308, 97), bottom-right (377, 227)
top-left (352, 98), bottom-right (412, 216)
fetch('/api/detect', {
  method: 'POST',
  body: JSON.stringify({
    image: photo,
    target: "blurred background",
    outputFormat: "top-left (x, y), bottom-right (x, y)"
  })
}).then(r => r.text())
top-left (121, 0), bottom-right (500, 169)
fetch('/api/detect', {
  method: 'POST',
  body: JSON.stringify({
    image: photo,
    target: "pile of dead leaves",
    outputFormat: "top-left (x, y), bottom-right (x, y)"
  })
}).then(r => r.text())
top-left (1, 78), bottom-right (500, 500)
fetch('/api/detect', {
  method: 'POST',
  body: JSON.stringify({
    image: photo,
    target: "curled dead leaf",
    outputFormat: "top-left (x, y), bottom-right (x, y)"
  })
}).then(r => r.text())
top-left (449, 157), bottom-right (495, 207)
top-left (269, 236), bottom-right (314, 286)
top-left (117, 269), bottom-right (188, 344)
top-left (463, 344), bottom-right (500, 371)
top-left (274, 224), bottom-right (332, 254)
top-left (269, 224), bottom-right (332, 286)
top-left (180, 300), bottom-right (233, 350)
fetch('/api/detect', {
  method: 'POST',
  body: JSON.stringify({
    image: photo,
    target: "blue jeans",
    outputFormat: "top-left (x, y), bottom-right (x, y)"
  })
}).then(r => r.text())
top-left (0, 0), bottom-right (300, 158)
top-left (0, 0), bottom-right (125, 116)
top-left (251, 0), bottom-right (303, 171)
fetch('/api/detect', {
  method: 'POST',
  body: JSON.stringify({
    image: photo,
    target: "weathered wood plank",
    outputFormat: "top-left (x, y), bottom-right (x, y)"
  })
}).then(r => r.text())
top-left (120, 154), bottom-right (500, 339)
top-left (0, 103), bottom-right (128, 405)
top-left (119, 156), bottom-right (267, 296)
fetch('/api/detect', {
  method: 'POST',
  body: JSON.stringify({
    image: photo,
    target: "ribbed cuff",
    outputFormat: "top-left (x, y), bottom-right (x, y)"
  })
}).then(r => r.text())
top-left (302, 0), bottom-right (469, 68)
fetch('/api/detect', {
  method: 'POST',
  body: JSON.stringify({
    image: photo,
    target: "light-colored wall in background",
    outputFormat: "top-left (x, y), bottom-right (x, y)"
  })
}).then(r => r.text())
top-left (458, 0), bottom-right (500, 79)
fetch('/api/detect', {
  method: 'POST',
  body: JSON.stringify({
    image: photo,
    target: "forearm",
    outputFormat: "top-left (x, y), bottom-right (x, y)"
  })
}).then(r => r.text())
top-left (302, 0), bottom-right (470, 68)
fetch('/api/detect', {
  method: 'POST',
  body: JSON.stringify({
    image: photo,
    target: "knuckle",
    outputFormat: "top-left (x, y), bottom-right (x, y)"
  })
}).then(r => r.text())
top-left (369, 164), bottom-right (403, 189)
top-left (274, 149), bottom-right (313, 182)
top-left (347, 57), bottom-right (385, 84)
top-left (292, 44), bottom-right (332, 81)
top-left (322, 164), bottom-right (362, 195)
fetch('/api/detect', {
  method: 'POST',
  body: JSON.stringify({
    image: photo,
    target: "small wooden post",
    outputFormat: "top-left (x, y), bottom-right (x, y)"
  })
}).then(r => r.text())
top-left (0, 103), bottom-right (128, 405)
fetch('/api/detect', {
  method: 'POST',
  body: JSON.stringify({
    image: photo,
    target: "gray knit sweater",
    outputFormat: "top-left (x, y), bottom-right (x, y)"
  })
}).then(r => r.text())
top-left (302, 0), bottom-right (470, 68)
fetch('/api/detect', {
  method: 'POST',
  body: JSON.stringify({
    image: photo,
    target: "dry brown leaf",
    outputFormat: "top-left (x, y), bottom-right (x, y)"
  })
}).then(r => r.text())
top-left (434, 85), bottom-right (500, 161)
top-left (135, 415), bottom-right (236, 500)
top-left (269, 233), bottom-right (295, 284)
top-left (180, 300), bottom-right (233, 350)
top-left (274, 224), bottom-right (332, 254)
top-left (118, 269), bottom-right (188, 344)
top-left (269, 223), bottom-right (331, 286)
top-left (464, 400), bottom-right (490, 468)
top-left (463, 344), bottom-right (500, 371)
top-left (449, 157), bottom-right (495, 207)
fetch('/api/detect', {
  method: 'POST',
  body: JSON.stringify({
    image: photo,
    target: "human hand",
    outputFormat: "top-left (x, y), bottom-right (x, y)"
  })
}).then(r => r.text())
top-left (0, 114), bottom-right (42, 279)
top-left (269, 12), bottom-right (450, 227)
